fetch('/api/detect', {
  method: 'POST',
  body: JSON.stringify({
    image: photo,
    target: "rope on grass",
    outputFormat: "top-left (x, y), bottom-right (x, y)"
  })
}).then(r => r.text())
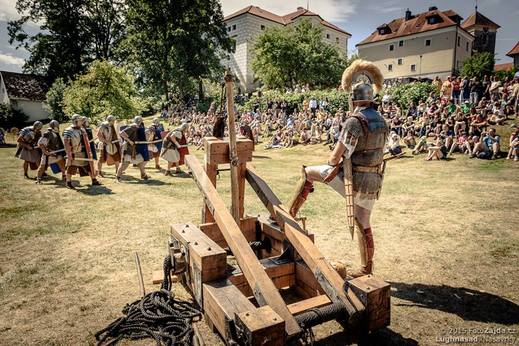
top-left (95, 256), bottom-right (201, 346)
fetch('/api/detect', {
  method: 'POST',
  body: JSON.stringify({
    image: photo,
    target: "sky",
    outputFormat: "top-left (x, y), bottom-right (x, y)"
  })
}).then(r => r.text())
top-left (0, 0), bottom-right (517, 72)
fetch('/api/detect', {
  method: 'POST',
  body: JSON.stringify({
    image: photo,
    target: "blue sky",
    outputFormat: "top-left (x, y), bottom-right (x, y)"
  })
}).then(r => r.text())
top-left (0, 0), bottom-right (517, 72)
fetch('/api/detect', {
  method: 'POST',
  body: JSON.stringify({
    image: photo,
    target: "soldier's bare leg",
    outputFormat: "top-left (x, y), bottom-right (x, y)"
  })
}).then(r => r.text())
top-left (350, 205), bottom-right (375, 278)
top-left (23, 161), bottom-right (29, 178)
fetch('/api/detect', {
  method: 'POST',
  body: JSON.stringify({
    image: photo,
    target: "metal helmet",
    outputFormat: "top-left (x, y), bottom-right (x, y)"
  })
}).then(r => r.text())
top-left (49, 120), bottom-right (59, 130)
top-left (80, 116), bottom-right (89, 127)
top-left (106, 115), bottom-right (116, 123)
top-left (351, 82), bottom-right (374, 103)
top-left (33, 121), bottom-right (43, 130)
top-left (133, 116), bottom-right (143, 125)
top-left (71, 114), bottom-right (82, 126)
top-left (152, 117), bottom-right (160, 125)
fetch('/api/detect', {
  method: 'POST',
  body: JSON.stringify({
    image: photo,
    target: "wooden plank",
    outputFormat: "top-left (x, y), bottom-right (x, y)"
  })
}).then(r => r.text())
top-left (152, 270), bottom-right (178, 285)
top-left (199, 216), bottom-right (257, 249)
top-left (238, 162), bottom-right (247, 219)
top-left (171, 223), bottom-right (227, 305)
top-left (203, 162), bottom-right (217, 223)
top-left (203, 279), bottom-right (256, 342)
top-left (245, 166), bottom-right (365, 317)
top-left (224, 70), bottom-right (240, 224)
top-left (205, 138), bottom-right (253, 165)
top-left (229, 259), bottom-right (295, 297)
top-left (235, 306), bottom-right (285, 346)
top-left (186, 155), bottom-right (301, 338)
top-left (287, 295), bottom-right (331, 315)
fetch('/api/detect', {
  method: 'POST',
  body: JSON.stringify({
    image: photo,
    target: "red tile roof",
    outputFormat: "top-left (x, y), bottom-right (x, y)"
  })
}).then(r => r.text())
top-left (461, 11), bottom-right (500, 30)
top-left (224, 6), bottom-right (350, 36)
top-left (506, 41), bottom-right (519, 57)
top-left (494, 63), bottom-right (513, 71)
top-left (357, 9), bottom-right (468, 46)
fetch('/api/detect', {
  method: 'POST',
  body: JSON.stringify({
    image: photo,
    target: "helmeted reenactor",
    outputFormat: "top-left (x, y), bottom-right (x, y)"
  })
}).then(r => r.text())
top-left (117, 116), bottom-right (150, 181)
top-left (160, 123), bottom-right (185, 176)
top-left (63, 114), bottom-right (101, 189)
top-left (97, 115), bottom-right (121, 177)
top-left (146, 117), bottom-right (164, 170)
top-left (81, 116), bottom-right (97, 161)
top-left (287, 60), bottom-right (387, 278)
top-left (36, 120), bottom-right (66, 184)
top-left (15, 121), bottom-right (43, 178)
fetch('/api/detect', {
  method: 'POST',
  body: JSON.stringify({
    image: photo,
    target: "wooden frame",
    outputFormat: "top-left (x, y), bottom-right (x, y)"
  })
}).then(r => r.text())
top-left (159, 71), bottom-right (390, 345)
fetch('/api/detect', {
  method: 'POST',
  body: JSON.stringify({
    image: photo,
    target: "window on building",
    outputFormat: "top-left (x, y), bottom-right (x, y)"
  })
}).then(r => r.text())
top-left (389, 44), bottom-right (394, 51)
top-left (398, 58), bottom-right (403, 65)
top-left (398, 40), bottom-right (404, 47)
top-left (388, 64), bottom-right (393, 71)
top-left (227, 26), bottom-right (231, 32)
top-left (336, 37), bottom-right (339, 44)
top-left (466, 41), bottom-right (469, 51)
top-left (411, 64), bottom-right (416, 72)
top-left (425, 39), bottom-right (431, 46)
top-left (232, 24), bottom-right (236, 30)
top-left (326, 33), bottom-right (330, 39)
top-left (261, 25), bottom-right (265, 30)
top-left (457, 36), bottom-right (460, 47)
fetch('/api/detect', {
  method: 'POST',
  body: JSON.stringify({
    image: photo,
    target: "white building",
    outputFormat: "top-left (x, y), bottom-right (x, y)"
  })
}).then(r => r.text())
top-left (223, 6), bottom-right (351, 92)
top-left (0, 70), bottom-right (49, 122)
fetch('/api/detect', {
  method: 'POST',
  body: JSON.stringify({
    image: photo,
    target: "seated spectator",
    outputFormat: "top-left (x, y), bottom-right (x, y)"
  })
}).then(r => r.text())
top-left (403, 130), bottom-right (417, 149)
top-left (447, 130), bottom-right (469, 157)
top-left (425, 134), bottom-right (447, 161)
top-left (506, 128), bottom-right (519, 161)
top-left (387, 132), bottom-right (403, 156)
top-left (483, 128), bottom-right (501, 159)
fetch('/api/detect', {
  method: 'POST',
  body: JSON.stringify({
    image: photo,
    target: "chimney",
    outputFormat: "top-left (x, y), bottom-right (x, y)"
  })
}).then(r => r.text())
top-left (405, 8), bottom-right (412, 21)
top-left (428, 6), bottom-right (438, 11)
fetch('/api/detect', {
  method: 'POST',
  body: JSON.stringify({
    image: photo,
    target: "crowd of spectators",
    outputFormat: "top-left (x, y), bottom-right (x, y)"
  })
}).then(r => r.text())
top-left (162, 73), bottom-right (519, 162)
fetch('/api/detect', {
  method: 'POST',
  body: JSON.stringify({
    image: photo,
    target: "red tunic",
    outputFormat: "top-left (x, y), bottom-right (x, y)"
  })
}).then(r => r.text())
top-left (178, 134), bottom-right (189, 166)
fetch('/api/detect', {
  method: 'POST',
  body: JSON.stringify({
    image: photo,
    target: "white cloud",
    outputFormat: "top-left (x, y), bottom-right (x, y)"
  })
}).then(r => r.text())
top-left (220, 0), bottom-right (357, 23)
top-left (0, 0), bottom-right (19, 21)
top-left (0, 53), bottom-right (24, 66)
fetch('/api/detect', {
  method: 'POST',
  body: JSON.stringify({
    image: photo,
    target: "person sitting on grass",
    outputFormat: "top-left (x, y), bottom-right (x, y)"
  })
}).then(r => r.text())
top-left (403, 129), bottom-right (417, 149)
top-left (387, 132), bottom-right (403, 156)
top-left (470, 134), bottom-right (492, 159)
top-left (483, 128), bottom-right (501, 159)
top-left (488, 110), bottom-right (506, 126)
top-left (425, 134), bottom-right (447, 161)
top-left (413, 135), bottom-right (429, 155)
top-left (447, 130), bottom-right (469, 157)
top-left (506, 128), bottom-right (519, 161)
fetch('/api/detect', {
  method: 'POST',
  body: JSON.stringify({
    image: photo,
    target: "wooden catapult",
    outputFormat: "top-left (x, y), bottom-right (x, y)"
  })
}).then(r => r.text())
top-left (163, 71), bottom-right (391, 345)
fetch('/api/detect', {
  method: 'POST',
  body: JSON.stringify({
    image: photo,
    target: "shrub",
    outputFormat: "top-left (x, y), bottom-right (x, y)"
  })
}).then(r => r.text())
top-left (0, 104), bottom-right (29, 130)
top-left (389, 82), bottom-right (439, 109)
top-left (45, 78), bottom-right (68, 122)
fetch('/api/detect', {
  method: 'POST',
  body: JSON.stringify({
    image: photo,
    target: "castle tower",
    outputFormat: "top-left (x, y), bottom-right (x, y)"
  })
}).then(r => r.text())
top-left (461, 10), bottom-right (500, 55)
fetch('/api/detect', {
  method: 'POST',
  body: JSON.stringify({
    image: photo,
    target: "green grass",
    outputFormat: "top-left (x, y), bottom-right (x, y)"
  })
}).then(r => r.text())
top-left (0, 130), bottom-right (518, 345)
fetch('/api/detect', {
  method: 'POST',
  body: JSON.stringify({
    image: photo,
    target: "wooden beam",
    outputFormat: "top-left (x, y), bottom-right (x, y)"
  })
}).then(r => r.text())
top-left (288, 295), bottom-right (331, 315)
top-left (245, 166), bottom-right (365, 318)
top-left (224, 70), bottom-right (240, 224)
top-left (203, 279), bottom-right (256, 342)
top-left (186, 155), bottom-right (301, 338)
top-left (199, 216), bottom-right (257, 249)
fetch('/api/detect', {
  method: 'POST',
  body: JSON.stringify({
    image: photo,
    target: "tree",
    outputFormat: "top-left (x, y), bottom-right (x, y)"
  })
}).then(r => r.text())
top-left (389, 82), bottom-right (439, 110)
top-left (0, 104), bottom-right (28, 130)
top-left (122, 0), bottom-right (233, 102)
top-left (45, 78), bottom-right (68, 122)
top-left (8, 0), bottom-right (125, 83)
top-left (460, 52), bottom-right (495, 79)
top-left (253, 20), bottom-right (349, 90)
top-left (62, 60), bottom-right (141, 122)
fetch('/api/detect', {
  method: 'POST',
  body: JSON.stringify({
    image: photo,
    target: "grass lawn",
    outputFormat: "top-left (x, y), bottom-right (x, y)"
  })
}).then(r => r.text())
top-left (0, 130), bottom-right (518, 345)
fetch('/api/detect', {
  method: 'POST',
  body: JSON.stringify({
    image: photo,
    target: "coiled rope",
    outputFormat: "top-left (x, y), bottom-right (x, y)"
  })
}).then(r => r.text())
top-left (95, 256), bottom-right (201, 346)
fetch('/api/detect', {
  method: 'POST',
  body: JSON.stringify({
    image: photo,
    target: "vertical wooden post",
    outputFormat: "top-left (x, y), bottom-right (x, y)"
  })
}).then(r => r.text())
top-left (224, 69), bottom-right (241, 224)
top-left (203, 162), bottom-right (217, 223)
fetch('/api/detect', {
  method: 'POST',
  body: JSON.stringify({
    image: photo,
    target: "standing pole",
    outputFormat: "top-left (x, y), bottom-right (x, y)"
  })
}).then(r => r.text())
top-left (224, 69), bottom-right (240, 224)
top-left (134, 252), bottom-right (146, 297)
top-left (343, 159), bottom-right (355, 239)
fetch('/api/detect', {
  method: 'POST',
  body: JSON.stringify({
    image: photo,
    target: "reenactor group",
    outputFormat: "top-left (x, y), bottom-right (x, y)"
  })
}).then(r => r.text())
top-left (15, 115), bottom-right (189, 189)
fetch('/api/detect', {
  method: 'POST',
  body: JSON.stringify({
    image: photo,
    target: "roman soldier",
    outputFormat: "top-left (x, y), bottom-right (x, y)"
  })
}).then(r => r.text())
top-left (146, 118), bottom-right (164, 170)
top-left (15, 121), bottom-right (43, 178)
top-left (81, 116), bottom-right (98, 161)
top-left (117, 116), bottom-right (150, 181)
top-left (36, 120), bottom-right (66, 184)
top-left (97, 115), bottom-right (122, 177)
top-left (160, 123), bottom-right (186, 176)
top-left (288, 60), bottom-right (387, 278)
top-left (63, 114), bottom-right (101, 189)
top-left (176, 123), bottom-right (189, 167)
